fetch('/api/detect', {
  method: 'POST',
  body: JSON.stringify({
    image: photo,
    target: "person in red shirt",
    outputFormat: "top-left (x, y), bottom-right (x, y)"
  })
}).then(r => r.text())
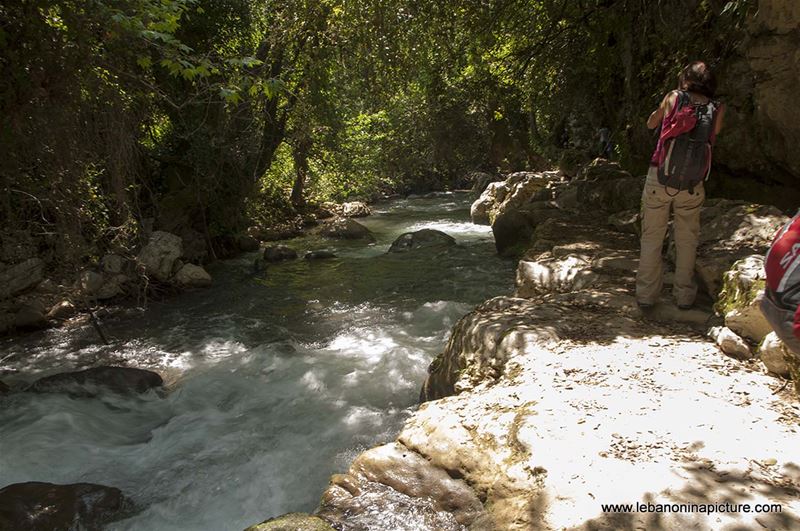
top-left (761, 211), bottom-right (800, 353)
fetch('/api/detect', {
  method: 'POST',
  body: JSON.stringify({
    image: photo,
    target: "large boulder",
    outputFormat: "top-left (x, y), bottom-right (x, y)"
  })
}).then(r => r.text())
top-left (319, 218), bottom-right (375, 242)
top-left (716, 255), bottom-right (772, 342)
top-left (470, 171), bottom-right (557, 226)
top-left (173, 263), bottom-right (212, 288)
top-left (318, 442), bottom-right (486, 530)
top-left (388, 229), bottom-right (456, 253)
top-left (245, 513), bottom-right (335, 531)
top-left (0, 258), bottom-right (44, 299)
top-left (516, 254), bottom-right (598, 297)
top-left (27, 366), bottom-right (164, 396)
top-left (0, 482), bottom-right (131, 531)
top-left (137, 231), bottom-right (182, 282)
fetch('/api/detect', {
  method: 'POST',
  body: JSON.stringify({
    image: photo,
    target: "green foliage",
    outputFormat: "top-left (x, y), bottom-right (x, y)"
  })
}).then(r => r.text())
top-left (1, 0), bottom-right (758, 271)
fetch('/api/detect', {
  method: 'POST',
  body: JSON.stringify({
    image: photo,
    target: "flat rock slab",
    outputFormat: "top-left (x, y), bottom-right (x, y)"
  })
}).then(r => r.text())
top-left (0, 482), bottom-right (131, 531)
top-left (27, 366), bottom-right (163, 397)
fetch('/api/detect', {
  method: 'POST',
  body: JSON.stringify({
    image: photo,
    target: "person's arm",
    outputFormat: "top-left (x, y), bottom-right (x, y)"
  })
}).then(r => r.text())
top-left (646, 91), bottom-right (678, 130)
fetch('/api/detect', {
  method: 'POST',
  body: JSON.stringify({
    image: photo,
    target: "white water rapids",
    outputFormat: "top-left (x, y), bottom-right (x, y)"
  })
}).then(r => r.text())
top-left (0, 193), bottom-right (515, 530)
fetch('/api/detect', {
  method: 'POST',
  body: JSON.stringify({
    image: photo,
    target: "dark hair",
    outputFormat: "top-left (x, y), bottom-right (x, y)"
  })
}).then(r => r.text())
top-left (678, 61), bottom-right (716, 98)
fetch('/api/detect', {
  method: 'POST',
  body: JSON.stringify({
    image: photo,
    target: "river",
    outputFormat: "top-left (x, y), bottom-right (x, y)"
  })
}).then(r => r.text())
top-left (0, 193), bottom-right (514, 530)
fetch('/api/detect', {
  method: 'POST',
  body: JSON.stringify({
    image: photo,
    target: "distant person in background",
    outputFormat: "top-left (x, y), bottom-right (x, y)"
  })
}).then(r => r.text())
top-left (761, 212), bottom-right (800, 354)
top-left (597, 126), bottom-right (613, 159)
top-left (636, 61), bottom-right (725, 309)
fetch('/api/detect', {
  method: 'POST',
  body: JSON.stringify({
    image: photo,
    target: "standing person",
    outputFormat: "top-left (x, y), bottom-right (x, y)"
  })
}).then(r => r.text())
top-left (761, 211), bottom-right (800, 354)
top-left (636, 61), bottom-right (726, 309)
top-left (597, 126), bottom-right (613, 159)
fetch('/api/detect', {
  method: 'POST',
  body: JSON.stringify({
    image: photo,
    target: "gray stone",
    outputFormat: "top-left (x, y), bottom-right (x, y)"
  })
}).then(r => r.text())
top-left (0, 258), bottom-right (44, 299)
top-left (388, 229), bottom-right (457, 253)
top-left (758, 332), bottom-right (791, 377)
top-left (174, 263), bottom-right (212, 288)
top-left (264, 245), bottom-right (298, 262)
top-left (708, 326), bottom-right (753, 360)
top-left (137, 231), bottom-right (183, 282)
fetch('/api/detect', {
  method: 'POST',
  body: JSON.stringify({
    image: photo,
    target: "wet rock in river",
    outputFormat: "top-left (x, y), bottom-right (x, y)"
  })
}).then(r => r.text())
top-left (27, 366), bottom-right (164, 396)
top-left (14, 299), bottom-right (48, 331)
top-left (305, 250), bottom-right (337, 260)
top-left (319, 218), bottom-right (376, 242)
top-left (387, 229), bottom-right (456, 253)
top-left (0, 380), bottom-right (9, 395)
top-left (0, 481), bottom-right (132, 531)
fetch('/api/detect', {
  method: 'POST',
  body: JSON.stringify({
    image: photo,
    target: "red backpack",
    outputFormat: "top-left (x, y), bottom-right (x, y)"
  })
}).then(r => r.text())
top-left (651, 91), bottom-right (718, 194)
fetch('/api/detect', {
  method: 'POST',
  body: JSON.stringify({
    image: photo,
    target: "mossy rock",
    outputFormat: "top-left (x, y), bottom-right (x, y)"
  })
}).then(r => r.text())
top-left (245, 513), bottom-right (335, 531)
top-left (714, 255), bottom-right (766, 316)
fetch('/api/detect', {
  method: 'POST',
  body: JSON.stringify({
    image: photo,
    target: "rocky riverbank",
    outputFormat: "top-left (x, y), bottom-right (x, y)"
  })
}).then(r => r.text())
top-left (299, 161), bottom-right (800, 530)
top-left (0, 201), bottom-right (376, 341)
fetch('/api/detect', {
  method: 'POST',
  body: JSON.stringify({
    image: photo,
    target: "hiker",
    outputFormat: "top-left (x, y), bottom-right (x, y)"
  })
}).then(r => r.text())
top-left (761, 212), bottom-right (800, 353)
top-left (636, 61), bottom-right (725, 309)
top-left (597, 126), bottom-right (613, 159)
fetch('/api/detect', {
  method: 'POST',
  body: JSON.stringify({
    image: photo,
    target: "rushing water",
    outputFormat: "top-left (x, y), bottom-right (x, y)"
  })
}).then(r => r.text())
top-left (0, 193), bottom-right (515, 530)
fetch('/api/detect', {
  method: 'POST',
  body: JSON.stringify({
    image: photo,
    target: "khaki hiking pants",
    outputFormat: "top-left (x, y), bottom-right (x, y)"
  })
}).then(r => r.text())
top-left (636, 166), bottom-right (705, 306)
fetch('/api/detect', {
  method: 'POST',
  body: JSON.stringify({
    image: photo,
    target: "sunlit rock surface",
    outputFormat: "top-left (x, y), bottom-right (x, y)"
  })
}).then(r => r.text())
top-left (327, 190), bottom-right (799, 530)
top-left (318, 442), bottom-right (488, 530)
